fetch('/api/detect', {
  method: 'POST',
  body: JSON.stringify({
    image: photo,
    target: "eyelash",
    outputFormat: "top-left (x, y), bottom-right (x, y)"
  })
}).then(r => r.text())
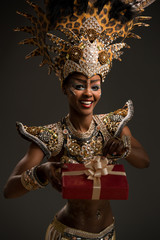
top-left (91, 85), bottom-right (100, 91)
top-left (74, 84), bottom-right (100, 91)
top-left (74, 84), bottom-right (85, 90)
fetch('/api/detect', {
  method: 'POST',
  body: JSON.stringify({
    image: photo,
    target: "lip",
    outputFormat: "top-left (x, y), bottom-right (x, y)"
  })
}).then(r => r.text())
top-left (80, 100), bottom-right (93, 108)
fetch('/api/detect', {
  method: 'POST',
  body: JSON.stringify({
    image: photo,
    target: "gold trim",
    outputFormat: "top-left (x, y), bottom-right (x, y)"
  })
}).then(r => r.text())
top-left (94, 115), bottom-right (111, 142)
top-left (49, 216), bottom-right (115, 238)
top-left (52, 122), bottom-right (64, 156)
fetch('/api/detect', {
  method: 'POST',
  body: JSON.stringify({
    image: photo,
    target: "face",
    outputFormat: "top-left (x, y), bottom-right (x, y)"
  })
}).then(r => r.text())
top-left (64, 73), bottom-right (101, 116)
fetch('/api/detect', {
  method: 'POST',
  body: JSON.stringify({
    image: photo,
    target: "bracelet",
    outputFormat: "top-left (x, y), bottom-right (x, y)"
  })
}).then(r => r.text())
top-left (121, 135), bottom-right (131, 159)
top-left (33, 166), bottom-right (49, 187)
top-left (107, 135), bottom-right (131, 160)
top-left (21, 166), bottom-right (48, 191)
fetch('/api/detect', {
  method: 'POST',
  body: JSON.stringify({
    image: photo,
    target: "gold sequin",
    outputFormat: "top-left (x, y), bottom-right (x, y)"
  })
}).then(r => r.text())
top-left (86, 28), bottom-right (98, 42)
top-left (98, 51), bottom-right (110, 65)
top-left (69, 46), bottom-right (83, 62)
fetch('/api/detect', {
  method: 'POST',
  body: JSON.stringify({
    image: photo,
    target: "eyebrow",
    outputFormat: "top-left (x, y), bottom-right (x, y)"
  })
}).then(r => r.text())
top-left (72, 78), bottom-right (101, 83)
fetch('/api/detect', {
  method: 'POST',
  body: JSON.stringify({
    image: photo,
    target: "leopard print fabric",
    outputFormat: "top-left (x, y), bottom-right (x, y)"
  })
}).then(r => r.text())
top-left (15, 0), bottom-right (152, 83)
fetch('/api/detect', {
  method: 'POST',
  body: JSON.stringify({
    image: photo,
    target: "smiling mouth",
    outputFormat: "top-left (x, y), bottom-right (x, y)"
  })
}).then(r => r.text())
top-left (80, 100), bottom-right (93, 108)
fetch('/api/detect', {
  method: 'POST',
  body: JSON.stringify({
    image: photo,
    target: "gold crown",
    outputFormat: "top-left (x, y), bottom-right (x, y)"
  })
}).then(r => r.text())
top-left (15, 0), bottom-right (155, 84)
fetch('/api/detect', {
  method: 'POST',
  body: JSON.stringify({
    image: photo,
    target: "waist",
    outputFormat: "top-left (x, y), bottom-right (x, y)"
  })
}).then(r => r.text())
top-left (45, 216), bottom-right (115, 240)
top-left (56, 200), bottom-right (113, 232)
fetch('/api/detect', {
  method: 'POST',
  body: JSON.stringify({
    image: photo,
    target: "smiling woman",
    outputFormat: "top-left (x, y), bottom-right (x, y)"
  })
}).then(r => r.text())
top-left (3, 0), bottom-right (155, 240)
top-left (63, 73), bottom-right (102, 121)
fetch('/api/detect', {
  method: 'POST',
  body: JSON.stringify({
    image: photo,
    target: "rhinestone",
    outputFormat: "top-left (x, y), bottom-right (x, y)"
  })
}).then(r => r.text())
top-left (98, 51), bottom-right (109, 65)
top-left (38, 131), bottom-right (52, 143)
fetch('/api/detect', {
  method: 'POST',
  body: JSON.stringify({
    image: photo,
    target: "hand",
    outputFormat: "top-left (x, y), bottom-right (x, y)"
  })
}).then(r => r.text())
top-left (103, 137), bottom-right (126, 157)
top-left (36, 162), bottom-right (67, 192)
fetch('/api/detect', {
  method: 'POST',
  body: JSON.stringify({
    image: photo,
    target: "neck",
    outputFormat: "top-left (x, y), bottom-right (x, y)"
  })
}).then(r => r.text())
top-left (69, 108), bottom-right (93, 133)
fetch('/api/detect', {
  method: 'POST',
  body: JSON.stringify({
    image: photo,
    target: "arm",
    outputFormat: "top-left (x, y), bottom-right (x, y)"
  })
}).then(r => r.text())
top-left (3, 143), bottom-right (63, 199)
top-left (103, 126), bottom-right (150, 169)
top-left (120, 126), bottom-right (150, 168)
top-left (3, 143), bottom-right (45, 199)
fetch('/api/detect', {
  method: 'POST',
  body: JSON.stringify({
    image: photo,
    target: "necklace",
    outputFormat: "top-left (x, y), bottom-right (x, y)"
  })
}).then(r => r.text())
top-left (61, 115), bottom-right (104, 163)
top-left (65, 114), bottom-right (95, 139)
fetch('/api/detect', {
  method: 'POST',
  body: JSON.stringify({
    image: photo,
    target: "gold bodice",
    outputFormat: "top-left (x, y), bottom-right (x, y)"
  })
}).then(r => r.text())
top-left (16, 100), bottom-right (133, 162)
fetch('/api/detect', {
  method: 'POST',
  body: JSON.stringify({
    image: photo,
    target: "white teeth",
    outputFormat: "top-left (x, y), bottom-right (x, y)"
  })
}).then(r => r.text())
top-left (81, 101), bottom-right (92, 105)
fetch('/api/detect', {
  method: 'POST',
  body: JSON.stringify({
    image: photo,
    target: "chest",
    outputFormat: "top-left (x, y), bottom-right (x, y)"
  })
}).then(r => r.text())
top-left (61, 119), bottom-right (106, 164)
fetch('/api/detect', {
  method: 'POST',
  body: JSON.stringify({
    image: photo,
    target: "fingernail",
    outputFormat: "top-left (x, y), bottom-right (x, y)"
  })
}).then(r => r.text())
top-left (63, 164), bottom-right (68, 168)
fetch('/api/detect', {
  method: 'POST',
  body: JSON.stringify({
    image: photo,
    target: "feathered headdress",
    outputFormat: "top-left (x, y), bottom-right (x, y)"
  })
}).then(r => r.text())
top-left (15, 0), bottom-right (155, 84)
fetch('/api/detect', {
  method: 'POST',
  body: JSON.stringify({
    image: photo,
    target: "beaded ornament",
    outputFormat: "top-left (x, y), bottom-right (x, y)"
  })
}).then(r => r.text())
top-left (15, 0), bottom-right (155, 84)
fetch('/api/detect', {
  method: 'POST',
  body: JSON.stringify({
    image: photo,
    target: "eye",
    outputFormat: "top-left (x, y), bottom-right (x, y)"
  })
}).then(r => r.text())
top-left (91, 85), bottom-right (101, 91)
top-left (74, 84), bottom-right (85, 90)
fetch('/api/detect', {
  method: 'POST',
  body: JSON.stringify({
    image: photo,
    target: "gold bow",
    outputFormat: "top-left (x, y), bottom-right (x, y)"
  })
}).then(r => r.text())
top-left (84, 156), bottom-right (115, 199)
top-left (84, 156), bottom-right (109, 179)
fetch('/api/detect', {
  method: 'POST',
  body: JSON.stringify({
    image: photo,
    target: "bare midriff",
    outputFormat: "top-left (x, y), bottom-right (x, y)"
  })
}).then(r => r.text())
top-left (56, 199), bottom-right (114, 233)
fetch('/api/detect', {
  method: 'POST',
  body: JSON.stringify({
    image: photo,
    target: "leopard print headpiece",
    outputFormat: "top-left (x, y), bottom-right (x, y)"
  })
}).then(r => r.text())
top-left (15, 0), bottom-right (155, 85)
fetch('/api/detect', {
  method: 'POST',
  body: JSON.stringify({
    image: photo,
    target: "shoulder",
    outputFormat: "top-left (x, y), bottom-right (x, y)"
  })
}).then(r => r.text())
top-left (95, 100), bottom-right (134, 137)
top-left (16, 121), bottom-right (64, 159)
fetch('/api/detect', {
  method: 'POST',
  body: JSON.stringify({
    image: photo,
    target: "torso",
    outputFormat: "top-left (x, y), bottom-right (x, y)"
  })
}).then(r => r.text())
top-left (18, 103), bottom-right (133, 232)
top-left (49, 115), bottom-right (114, 232)
top-left (56, 199), bottom-right (114, 233)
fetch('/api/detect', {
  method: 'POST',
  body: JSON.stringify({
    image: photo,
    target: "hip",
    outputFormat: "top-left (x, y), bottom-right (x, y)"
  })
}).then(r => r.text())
top-left (45, 216), bottom-right (116, 240)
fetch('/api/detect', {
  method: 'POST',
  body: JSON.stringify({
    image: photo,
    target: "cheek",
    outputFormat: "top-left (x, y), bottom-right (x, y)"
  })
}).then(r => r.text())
top-left (67, 88), bottom-right (82, 103)
top-left (95, 90), bottom-right (101, 100)
top-left (69, 87), bottom-right (76, 96)
top-left (72, 90), bottom-right (83, 99)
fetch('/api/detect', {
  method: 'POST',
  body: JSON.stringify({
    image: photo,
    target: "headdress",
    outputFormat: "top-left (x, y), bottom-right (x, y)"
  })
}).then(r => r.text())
top-left (15, 0), bottom-right (155, 85)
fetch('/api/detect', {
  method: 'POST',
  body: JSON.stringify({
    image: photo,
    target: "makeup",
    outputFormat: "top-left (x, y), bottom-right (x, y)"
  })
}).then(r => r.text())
top-left (69, 87), bottom-right (76, 96)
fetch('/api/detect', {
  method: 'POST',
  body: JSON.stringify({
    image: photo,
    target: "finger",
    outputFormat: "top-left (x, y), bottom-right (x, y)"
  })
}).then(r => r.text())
top-left (50, 179), bottom-right (62, 192)
top-left (49, 171), bottom-right (62, 189)
top-left (61, 164), bottom-right (68, 169)
top-left (49, 168), bottom-right (62, 185)
top-left (49, 163), bottom-right (62, 176)
top-left (50, 162), bottom-right (64, 169)
top-left (105, 138), bottom-right (114, 149)
top-left (116, 143), bottom-right (125, 155)
top-left (54, 170), bottom-right (62, 182)
top-left (107, 141), bottom-right (119, 155)
top-left (51, 162), bottom-right (68, 172)
top-left (54, 168), bottom-right (62, 174)
top-left (103, 138), bottom-right (115, 155)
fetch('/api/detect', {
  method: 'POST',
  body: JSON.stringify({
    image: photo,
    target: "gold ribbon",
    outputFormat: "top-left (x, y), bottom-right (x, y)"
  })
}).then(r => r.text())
top-left (62, 156), bottom-right (126, 200)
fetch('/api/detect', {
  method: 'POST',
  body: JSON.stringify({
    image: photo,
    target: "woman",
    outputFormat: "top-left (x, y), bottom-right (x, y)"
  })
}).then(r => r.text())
top-left (3, 72), bottom-right (149, 240)
top-left (3, 0), bottom-right (154, 239)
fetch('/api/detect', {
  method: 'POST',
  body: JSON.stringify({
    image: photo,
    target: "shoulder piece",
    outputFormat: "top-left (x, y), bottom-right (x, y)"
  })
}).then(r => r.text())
top-left (16, 121), bottom-right (64, 159)
top-left (100, 100), bottom-right (134, 137)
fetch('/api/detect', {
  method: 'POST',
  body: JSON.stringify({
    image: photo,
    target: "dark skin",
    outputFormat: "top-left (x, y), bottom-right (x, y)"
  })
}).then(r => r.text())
top-left (3, 73), bottom-right (150, 233)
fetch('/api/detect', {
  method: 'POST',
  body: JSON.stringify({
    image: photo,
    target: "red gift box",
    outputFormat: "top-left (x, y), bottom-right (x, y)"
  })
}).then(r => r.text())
top-left (62, 163), bottom-right (129, 200)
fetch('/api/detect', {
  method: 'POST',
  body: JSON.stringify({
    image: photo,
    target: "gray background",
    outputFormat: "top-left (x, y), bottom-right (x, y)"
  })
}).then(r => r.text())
top-left (1, 0), bottom-right (160, 239)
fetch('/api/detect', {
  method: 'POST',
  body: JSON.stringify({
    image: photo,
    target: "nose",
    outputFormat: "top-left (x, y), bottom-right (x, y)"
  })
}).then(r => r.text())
top-left (83, 86), bottom-right (92, 97)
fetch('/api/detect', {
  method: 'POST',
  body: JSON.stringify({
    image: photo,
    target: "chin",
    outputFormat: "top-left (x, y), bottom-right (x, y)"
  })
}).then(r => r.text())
top-left (78, 107), bottom-right (95, 116)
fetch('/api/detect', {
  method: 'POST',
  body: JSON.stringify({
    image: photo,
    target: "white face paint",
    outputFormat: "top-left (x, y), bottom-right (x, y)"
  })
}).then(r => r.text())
top-left (65, 74), bottom-right (102, 115)
top-left (69, 87), bottom-right (76, 96)
top-left (70, 79), bottom-right (101, 93)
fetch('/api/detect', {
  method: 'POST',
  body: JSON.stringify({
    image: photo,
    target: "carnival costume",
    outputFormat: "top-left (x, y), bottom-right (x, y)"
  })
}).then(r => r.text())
top-left (17, 100), bottom-right (133, 164)
top-left (15, 0), bottom-right (155, 239)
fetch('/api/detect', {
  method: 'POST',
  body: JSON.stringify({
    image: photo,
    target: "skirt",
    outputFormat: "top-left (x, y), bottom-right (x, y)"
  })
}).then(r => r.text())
top-left (45, 216), bottom-right (116, 240)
